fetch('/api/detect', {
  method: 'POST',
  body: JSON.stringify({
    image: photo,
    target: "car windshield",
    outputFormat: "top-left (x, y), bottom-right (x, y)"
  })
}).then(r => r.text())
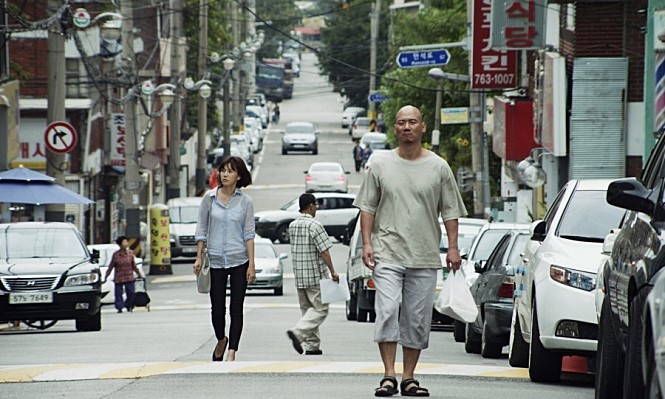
top-left (0, 228), bottom-right (88, 260)
top-left (440, 229), bottom-right (478, 253)
top-left (255, 243), bottom-right (277, 258)
top-left (310, 164), bottom-right (340, 172)
top-left (280, 198), bottom-right (299, 211)
top-left (170, 206), bottom-right (199, 223)
top-left (356, 119), bottom-right (370, 126)
top-left (471, 229), bottom-right (511, 260)
top-left (92, 247), bottom-right (117, 266)
top-left (557, 190), bottom-right (625, 242)
top-left (286, 125), bottom-right (314, 134)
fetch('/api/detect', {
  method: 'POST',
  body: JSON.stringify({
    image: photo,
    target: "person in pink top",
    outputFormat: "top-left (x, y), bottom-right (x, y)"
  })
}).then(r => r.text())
top-left (105, 236), bottom-right (143, 313)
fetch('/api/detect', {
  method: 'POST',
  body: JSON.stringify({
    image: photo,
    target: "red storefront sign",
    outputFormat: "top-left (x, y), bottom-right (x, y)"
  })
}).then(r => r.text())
top-left (492, 97), bottom-right (538, 160)
top-left (471, 0), bottom-right (518, 89)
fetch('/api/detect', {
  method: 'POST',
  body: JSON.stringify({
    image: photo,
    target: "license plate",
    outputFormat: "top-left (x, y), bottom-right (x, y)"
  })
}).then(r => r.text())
top-left (294, 144), bottom-right (306, 148)
top-left (9, 292), bottom-right (53, 304)
top-left (183, 247), bottom-right (196, 253)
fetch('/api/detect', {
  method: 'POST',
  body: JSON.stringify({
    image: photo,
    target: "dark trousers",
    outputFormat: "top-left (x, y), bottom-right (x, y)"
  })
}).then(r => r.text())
top-left (114, 281), bottom-right (136, 311)
top-left (210, 262), bottom-right (248, 351)
top-left (354, 159), bottom-right (362, 172)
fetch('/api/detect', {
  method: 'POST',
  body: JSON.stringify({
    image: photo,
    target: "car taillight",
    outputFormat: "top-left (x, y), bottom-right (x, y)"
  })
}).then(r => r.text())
top-left (337, 175), bottom-right (346, 181)
top-left (497, 276), bottom-right (514, 298)
top-left (305, 175), bottom-right (313, 181)
top-left (367, 278), bottom-right (375, 289)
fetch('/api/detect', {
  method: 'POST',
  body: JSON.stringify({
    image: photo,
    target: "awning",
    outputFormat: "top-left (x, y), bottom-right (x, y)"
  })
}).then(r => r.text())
top-left (20, 98), bottom-right (93, 110)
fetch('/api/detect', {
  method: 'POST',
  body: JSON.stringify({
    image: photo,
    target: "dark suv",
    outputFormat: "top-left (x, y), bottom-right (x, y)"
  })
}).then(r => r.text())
top-left (596, 136), bottom-right (665, 398)
top-left (0, 222), bottom-right (102, 331)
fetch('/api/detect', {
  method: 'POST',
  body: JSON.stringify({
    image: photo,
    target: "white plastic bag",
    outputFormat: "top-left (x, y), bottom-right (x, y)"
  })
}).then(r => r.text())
top-left (434, 270), bottom-right (478, 323)
top-left (320, 277), bottom-right (350, 304)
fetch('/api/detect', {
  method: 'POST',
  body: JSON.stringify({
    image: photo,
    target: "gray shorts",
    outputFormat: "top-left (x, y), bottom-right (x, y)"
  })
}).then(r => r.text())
top-left (372, 260), bottom-right (438, 350)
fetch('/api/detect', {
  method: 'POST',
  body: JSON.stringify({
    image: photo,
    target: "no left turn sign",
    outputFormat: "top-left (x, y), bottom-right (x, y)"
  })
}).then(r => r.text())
top-left (44, 121), bottom-right (78, 154)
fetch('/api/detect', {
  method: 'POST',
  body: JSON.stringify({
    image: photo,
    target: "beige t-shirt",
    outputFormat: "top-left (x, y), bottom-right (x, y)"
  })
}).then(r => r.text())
top-left (353, 149), bottom-right (467, 269)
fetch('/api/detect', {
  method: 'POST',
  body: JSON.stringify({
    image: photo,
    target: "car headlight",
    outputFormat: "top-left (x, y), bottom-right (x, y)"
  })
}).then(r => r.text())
top-left (549, 265), bottom-right (596, 291)
top-left (282, 137), bottom-right (291, 144)
top-left (263, 265), bottom-right (281, 274)
top-left (64, 273), bottom-right (100, 287)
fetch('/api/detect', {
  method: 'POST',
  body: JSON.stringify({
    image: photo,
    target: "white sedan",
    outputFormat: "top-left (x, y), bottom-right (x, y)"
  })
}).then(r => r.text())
top-left (304, 162), bottom-right (350, 193)
top-left (88, 244), bottom-right (144, 305)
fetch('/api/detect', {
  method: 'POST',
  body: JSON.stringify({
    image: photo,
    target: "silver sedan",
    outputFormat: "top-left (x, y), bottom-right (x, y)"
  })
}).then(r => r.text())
top-left (304, 162), bottom-right (349, 193)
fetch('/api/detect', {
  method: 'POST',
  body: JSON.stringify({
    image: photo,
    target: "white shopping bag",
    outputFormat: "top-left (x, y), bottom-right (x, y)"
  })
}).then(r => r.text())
top-left (320, 277), bottom-right (350, 304)
top-left (434, 270), bottom-right (478, 323)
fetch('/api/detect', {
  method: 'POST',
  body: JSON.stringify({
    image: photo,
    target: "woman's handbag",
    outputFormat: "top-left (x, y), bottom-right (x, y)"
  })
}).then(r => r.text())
top-left (197, 245), bottom-right (211, 293)
top-left (196, 195), bottom-right (213, 294)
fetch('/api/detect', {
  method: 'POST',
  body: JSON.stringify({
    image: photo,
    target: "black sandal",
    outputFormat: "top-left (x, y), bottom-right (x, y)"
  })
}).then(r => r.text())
top-left (375, 376), bottom-right (399, 397)
top-left (400, 379), bottom-right (429, 397)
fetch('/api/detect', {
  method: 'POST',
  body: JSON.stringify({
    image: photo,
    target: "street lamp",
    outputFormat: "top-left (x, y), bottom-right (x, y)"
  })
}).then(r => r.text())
top-left (221, 56), bottom-right (236, 158)
top-left (427, 67), bottom-right (444, 155)
top-left (183, 77), bottom-right (213, 193)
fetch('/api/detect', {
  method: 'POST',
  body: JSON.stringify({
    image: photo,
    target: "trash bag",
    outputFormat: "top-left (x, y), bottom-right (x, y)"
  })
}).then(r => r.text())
top-left (434, 270), bottom-right (478, 323)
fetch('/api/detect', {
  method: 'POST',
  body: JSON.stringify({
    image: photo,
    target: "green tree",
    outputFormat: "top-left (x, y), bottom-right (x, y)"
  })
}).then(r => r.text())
top-left (255, 0), bottom-right (302, 60)
top-left (317, 0), bottom-right (390, 107)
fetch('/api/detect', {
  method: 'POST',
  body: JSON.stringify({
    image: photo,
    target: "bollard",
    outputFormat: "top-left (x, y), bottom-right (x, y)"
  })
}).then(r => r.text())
top-left (149, 204), bottom-right (172, 275)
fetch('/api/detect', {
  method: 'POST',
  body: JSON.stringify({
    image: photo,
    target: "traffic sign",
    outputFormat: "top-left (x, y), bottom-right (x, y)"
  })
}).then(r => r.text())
top-left (396, 49), bottom-right (451, 68)
top-left (44, 121), bottom-right (78, 154)
top-left (368, 92), bottom-right (387, 103)
top-left (72, 8), bottom-right (91, 29)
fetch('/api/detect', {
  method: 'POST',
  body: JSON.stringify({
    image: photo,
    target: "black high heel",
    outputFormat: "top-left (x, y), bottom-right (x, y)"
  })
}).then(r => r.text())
top-left (212, 337), bottom-right (228, 361)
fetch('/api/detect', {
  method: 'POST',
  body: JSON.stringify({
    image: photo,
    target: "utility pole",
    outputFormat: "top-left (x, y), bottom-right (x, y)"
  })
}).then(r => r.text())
top-left (45, 0), bottom-right (66, 222)
top-left (469, 91), bottom-right (484, 218)
top-left (238, 0), bottom-right (248, 131)
top-left (121, 1), bottom-right (141, 239)
top-left (231, 0), bottom-right (241, 133)
top-left (195, 0), bottom-right (208, 194)
top-left (368, 0), bottom-right (381, 121)
top-left (167, 0), bottom-right (182, 199)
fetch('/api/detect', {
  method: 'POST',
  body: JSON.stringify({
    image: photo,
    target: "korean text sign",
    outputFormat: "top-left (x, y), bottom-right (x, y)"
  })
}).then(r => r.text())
top-left (471, 0), bottom-right (518, 89)
top-left (490, 0), bottom-right (547, 50)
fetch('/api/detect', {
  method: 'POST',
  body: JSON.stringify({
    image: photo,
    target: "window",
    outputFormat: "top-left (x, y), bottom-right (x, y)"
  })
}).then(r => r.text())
top-left (556, 190), bottom-right (625, 242)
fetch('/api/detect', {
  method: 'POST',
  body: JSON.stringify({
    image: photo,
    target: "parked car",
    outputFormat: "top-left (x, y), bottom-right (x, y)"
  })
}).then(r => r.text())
top-left (246, 104), bottom-right (268, 128)
top-left (464, 230), bottom-right (530, 358)
top-left (341, 106), bottom-right (365, 128)
top-left (510, 179), bottom-right (624, 383)
top-left (351, 117), bottom-right (372, 140)
top-left (245, 238), bottom-right (287, 296)
top-left (87, 244), bottom-right (144, 305)
top-left (243, 116), bottom-right (263, 152)
top-left (254, 193), bottom-right (358, 244)
top-left (643, 269), bottom-right (665, 398)
top-left (452, 222), bottom-right (530, 342)
top-left (281, 121), bottom-right (318, 155)
top-left (304, 162), bottom-right (350, 193)
top-left (167, 197), bottom-right (202, 258)
top-left (230, 134), bottom-right (254, 167)
top-left (596, 136), bottom-right (665, 398)
top-left (0, 222), bottom-right (102, 332)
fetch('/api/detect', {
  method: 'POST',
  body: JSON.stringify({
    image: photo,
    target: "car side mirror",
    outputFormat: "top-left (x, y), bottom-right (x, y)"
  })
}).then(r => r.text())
top-left (279, 253), bottom-right (288, 260)
top-left (474, 260), bottom-right (486, 274)
top-left (607, 178), bottom-right (655, 216)
top-left (303, 170), bottom-right (308, 174)
top-left (602, 229), bottom-right (619, 255)
top-left (345, 171), bottom-right (350, 174)
top-left (91, 249), bottom-right (100, 263)
top-left (530, 220), bottom-right (546, 242)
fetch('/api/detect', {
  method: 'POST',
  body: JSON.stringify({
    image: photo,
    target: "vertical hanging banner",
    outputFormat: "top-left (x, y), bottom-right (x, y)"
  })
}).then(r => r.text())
top-left (490, 0), bottom-right (547, 50)
top-left (110, 113), bottom-right (126, 170)
top-left (655, 52), bottom-right (665, 136)
top-left (471, 0), bottom-right (518, 89)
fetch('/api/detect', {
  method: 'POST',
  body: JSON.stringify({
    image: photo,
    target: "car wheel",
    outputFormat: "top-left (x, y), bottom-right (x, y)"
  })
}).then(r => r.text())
top-left (595, 296), bottom-right (624, 399)
top-left (276, 224), bottom-right (290, 244)
top-left (623, 288), bottom-right (649, 398)
top-left (357, 308), bottom-right (369, 322)
top-left (313, 148), bottom-right (318, 155)
top-left (23, 320), bottom-right (57, 330)
top-left (646, 321), bottom-right (662, 399)
top-left (529, 300), bottom-right (562, 382)
top-left (508, 308), bottom-right (529, 368)
top-left (453, 320), bottom-right (466, 343)
top-left (274, 286), bottom-right (283, 296)
top-left (346, 287), bottom-right (358, 321)
top-left (282, 148), bottom-right (287, 155)
top-left (465, 322), bottom-right (481, 354)
top-left (481, 319), bottom-right (503, 359)
top-left (75, 310), bottom-right (101, 332)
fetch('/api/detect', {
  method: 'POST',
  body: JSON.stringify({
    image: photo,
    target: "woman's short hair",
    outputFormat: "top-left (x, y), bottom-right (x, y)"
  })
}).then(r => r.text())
top-left (217, 156), bottom-right (252, 188)
top-left (115, 235), bottom-right (128, 246)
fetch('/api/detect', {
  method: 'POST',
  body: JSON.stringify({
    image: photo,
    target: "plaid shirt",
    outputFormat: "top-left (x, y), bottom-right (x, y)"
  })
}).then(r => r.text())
top-left (107, 249), bottom-right (140, 283)
top-left (289, 214), bottom-right (333, 289)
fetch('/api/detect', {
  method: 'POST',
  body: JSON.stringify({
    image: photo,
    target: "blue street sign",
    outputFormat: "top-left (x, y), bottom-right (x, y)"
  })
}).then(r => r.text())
top-left (396, 49), bottom-right (451, 68)
top-left (368, 92), bottom-right (387, 103)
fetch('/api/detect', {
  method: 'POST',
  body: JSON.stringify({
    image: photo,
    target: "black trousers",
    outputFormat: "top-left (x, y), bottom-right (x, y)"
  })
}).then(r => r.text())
top-left (210, 262), bottom-right (248, 351)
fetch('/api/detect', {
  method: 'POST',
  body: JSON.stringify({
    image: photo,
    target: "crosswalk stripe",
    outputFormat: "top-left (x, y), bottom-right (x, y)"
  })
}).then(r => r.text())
top-left (0, 361), bottom-right (529, 382)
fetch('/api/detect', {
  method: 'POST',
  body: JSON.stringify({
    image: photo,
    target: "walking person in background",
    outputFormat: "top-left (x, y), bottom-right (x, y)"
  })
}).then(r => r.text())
top-left (105, 236), bottom-right (143, 314)
top-left (194, 156), bottom-right (256, 362)
top-left (354, 105), bottom-right (467, 397)
top-left (286, 193), bottom-right (339, 356)
top-left (353, 139), bottom-right (364, 172)
top-left (272, 103), bottom-right (280, 124)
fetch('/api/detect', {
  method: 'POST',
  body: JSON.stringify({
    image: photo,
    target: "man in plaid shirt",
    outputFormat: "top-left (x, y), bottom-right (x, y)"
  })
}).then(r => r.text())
top-left (286, 193), bottom-right (340, 355)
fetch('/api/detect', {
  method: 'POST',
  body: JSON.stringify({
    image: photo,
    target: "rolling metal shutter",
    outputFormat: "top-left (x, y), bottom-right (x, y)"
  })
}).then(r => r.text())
top-left (570, 57), bottom-right (627, 179)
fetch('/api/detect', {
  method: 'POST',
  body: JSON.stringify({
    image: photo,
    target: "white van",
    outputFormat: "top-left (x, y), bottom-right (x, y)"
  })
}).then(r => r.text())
top-left (166, 197), bottom-right (202, 258)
